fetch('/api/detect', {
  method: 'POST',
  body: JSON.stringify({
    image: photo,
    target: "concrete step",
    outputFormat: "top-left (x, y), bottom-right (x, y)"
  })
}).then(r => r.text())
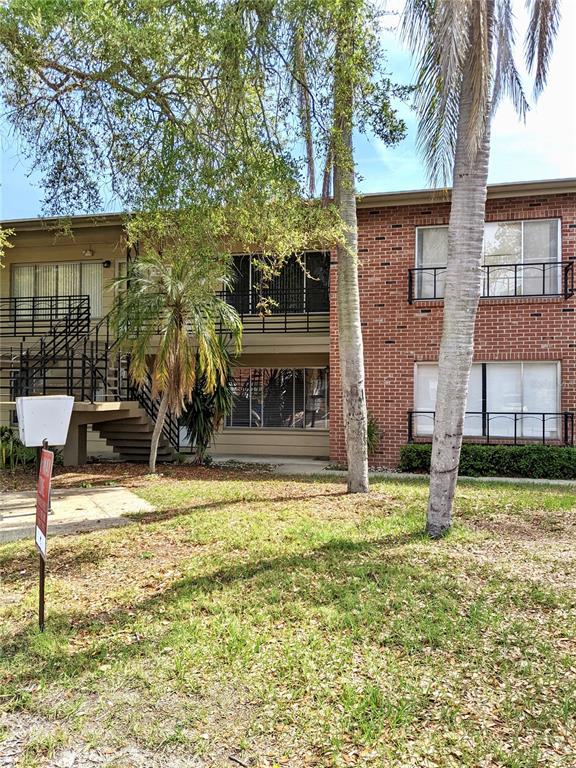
top-left (115, 454), bottom-right (174, 463)
top-left (110, 441), bottom-right (172, 453)
top-left (103, 436), bottom-right (173, 447)
top-left (98, 418), bottom-right (151, 430)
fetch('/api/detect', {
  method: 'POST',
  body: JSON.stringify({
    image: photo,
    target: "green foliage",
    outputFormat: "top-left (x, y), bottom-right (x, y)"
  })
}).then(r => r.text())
top-left (0, 0), bottom-right (406, 212)
top-left (0, 226), bottom-right (14, 266)
top-left (399, 443), bottom-right (576, 480)
top-left (0, 426), bottom-right (36, 470)
top-left (366, 413), bottom-right (379, 456)
top-left (181, 343), bottom-right (234, 466)
top-left (113, 210), bottom-right (243, 415)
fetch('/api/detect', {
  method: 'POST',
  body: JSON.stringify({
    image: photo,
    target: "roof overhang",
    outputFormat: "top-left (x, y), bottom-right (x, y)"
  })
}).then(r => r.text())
top-left (1, 212), bottom-right (125, 233)
top-left (2, 177), bottom-right (575, 229)
top-left (356, 177), bottom-right (576, 208)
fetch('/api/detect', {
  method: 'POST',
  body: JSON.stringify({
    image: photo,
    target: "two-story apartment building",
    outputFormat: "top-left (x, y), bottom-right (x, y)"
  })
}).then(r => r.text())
top-left (1, 177), bottom-right (574, 467)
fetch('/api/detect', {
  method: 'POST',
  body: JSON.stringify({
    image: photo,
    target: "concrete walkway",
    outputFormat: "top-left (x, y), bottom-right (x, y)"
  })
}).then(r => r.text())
top-left (0, 487), bottom-right (154, 544)
top-left (215, 455), bottom-right (576, 486)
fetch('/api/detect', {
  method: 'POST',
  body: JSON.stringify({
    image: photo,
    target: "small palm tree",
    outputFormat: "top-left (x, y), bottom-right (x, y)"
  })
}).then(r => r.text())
top-left (180, 342), bottom-right (234, 465)
top-left (403, 0), bottom-right (560, 537)
top-left (114, 215), bottom-right (242, 472)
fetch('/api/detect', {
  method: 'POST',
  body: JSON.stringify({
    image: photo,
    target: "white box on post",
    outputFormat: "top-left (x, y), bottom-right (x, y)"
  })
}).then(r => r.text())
top-left (16, 395), bottom-right (75, 447)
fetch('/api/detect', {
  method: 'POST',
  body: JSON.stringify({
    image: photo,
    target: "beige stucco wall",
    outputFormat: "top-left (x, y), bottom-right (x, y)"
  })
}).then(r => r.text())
top-left (211, 427), bottom-right (329, 458)
top-left (1, 223), bottom-right (126, 316)
top-left (2, 220), bottom-right (330, 462)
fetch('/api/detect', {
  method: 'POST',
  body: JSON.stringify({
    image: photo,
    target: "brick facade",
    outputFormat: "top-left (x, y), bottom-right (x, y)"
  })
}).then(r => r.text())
top-left (329, 191), bottom-right (576, 467)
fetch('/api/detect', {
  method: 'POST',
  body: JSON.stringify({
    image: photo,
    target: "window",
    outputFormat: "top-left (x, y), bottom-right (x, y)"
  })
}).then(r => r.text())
top-left (414, 219), bottom-right (561, 298)
top-left (415, 227), bottom-right (448, 299)
top-left (228, 253), bottom-right (329, 313)
top-left (414, 362), bottom-right (560, 439)
top-left (12, 262), bottom-right (103, 317)
top-left (226, 367), bottom-right (329, 429)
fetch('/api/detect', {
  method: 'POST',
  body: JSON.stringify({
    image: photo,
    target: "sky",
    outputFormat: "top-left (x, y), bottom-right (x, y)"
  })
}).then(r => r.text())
top-left (1, 0), bottom-right (575, 220)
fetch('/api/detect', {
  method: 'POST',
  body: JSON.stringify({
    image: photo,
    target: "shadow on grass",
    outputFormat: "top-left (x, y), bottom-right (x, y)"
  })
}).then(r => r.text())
top-left (128, 489), bottom-right (351, 525)
top-left (2, 529), bottom-right (442, 694)
top-left (0, 489), bottom-right (353, 583)
top-left (0, 537), bottom-right (115, 585)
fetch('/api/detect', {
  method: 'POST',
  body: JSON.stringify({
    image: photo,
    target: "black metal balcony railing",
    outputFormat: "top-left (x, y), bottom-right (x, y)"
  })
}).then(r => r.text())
top-left (219, 287), bottom-right (329, 333)
top-left (407, 410), bottom-right (574, 446)
top-left (0, 295), bottom-right (91, 337)
top-left (408, 261), bottom-right (575, 303)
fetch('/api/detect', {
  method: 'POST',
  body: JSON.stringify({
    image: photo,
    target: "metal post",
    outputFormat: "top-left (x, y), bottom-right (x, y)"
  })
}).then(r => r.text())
top-left (37, 438), bottom-right (49, 632)
top-left (39, 556), bottom-right (45, 632)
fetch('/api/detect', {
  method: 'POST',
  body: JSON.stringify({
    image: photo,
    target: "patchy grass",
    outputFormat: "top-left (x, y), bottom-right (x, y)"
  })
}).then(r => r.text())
top-left (1, 469), bottom-right (576, 767)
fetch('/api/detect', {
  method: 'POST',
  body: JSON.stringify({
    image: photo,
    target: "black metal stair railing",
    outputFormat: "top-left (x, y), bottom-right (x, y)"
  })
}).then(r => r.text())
top-left (407, 410), bottom-right (574, 446)
top-left (126, 370), bottom-right (180, 452)
top-left (408, 261), bottom-right (575, 302)
top-left (9, 298), bottom-right (92, 399)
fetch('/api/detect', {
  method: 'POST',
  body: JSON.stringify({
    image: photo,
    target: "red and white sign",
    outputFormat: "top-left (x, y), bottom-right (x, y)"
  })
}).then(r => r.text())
top-left (35, 449), bottom-right (54, 559)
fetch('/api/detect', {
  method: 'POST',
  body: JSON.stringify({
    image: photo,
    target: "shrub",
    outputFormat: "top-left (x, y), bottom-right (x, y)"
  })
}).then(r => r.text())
top-left (399, 443), bottom-right (576, 480)
top-left (367, 414), bottom-right (380, 456)
top-left (181, 343), bottom-right (233, 466)
top-left (0, 426), bottom-right (36, 471)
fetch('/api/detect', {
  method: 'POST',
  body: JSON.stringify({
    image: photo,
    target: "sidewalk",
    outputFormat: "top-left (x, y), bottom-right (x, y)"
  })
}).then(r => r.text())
top-left (0, 486), bottom-right (154, 544)
top-left (215, 455), bottom-right (576, 486)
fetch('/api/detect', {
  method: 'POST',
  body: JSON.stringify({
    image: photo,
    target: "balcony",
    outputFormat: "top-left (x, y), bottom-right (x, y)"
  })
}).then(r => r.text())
top-left (408, 261), bottom-right (575, 303)
top-left (220, 286), bottom-right (329, 333)
top-left (407, 410), bottom-right (574, 446)
top-left (0, 295), bottom-right (91, 337)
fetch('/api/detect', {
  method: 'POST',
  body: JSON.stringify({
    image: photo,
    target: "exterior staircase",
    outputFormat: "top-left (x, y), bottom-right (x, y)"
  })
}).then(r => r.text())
top-left (1, 296), bottom-right (181, 464)
top-left (95, 413), bottom-right (177, 462)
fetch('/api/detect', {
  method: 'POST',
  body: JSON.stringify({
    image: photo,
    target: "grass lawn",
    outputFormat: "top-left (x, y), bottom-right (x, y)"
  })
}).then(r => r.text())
top-left (1, 466), bottom-right (575, 767)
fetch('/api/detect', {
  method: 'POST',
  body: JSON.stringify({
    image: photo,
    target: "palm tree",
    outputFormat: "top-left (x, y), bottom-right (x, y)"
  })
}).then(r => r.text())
top-left (403, 0), bottom-right (560, 537)
top-left (114, 215), bottom-right (242, 472)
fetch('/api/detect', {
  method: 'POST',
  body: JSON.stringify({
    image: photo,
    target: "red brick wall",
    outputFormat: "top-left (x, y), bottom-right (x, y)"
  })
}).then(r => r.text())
top-left (329, 192), bottom-right (576, 467)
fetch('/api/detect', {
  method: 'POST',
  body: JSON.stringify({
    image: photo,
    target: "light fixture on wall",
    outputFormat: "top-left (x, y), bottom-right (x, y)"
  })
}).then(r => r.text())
top-left (102, 260), bottom-right (112, 268)
top-left (82, 248), bottom-right (94, 259)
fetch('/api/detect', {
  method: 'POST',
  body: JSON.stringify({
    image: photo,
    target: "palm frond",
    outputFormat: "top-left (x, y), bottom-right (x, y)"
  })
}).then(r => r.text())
top-left (111, 211), bottom-right (242, 418)
top-left (493, 0), bottom-right (529, 119)
top-left (402, 0), bottom-right (474, 185)
top-left (525, 0), bottom-right (560, 96)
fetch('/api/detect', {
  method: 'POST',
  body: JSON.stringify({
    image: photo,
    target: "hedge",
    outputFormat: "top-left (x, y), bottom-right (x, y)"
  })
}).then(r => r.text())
top-left (399, 443), bottom-right (576, 480)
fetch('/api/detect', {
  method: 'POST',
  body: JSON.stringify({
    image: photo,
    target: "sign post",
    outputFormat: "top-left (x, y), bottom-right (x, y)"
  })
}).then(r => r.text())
top-left (36, 440), bottom-right (54, 632)
top-left (16, 395), bottom-right (74, 633)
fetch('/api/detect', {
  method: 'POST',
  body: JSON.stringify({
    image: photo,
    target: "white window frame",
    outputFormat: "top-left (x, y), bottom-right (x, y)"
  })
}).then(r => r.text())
top-left (414, 219), bottom-right (562, 297)
top-left (413, 361), bottom-right (561, 439)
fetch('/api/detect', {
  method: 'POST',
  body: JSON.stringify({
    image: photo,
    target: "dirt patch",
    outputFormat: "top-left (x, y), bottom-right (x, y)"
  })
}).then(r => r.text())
top-left (453, 509), bottom-right (576, 590)
top-left (0, 710), bottom-right (205, 767)
top-left (1, 463), bottom-right (276, 494)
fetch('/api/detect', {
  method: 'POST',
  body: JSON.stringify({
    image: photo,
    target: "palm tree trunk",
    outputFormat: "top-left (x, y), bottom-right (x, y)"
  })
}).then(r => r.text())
top-left (149, 390), bottom-right (170, 473)
top-left (426, 64), bottom-right (492, 537)
top-left (333, 6), bottom-right (369, 494)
